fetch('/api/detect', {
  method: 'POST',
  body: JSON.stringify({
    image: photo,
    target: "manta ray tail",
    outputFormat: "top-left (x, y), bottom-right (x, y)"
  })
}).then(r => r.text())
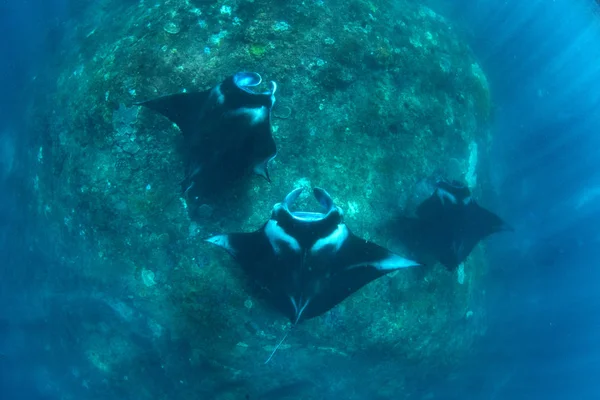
top-left (264, 324), bottom-right (297, 365)
top-left (264, 294), bottom-right (311, 364)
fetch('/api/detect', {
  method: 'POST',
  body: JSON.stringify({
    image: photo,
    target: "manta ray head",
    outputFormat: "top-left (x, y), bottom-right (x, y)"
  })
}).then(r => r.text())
top-left (271, 187), bottom-right (344, 228)
top-left (265, 187), bottom-right (347, 257)
top-left (435, 179), bottom-right (472, 206)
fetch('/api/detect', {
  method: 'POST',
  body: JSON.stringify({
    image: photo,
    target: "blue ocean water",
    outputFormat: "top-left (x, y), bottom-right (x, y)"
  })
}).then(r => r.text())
top-left (1, 0), bottom-right (599, 399)
top-left (432, 1), bottom-right (600, 398)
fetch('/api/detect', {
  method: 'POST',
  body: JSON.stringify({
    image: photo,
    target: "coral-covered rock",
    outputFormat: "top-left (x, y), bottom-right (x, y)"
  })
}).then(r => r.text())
top-left (27, 0), bottom-right (492, 398)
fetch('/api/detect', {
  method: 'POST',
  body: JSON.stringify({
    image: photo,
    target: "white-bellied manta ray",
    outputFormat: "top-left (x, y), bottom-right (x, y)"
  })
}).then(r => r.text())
top-left (393, 179), bottom-right (512, 271)
top-left (136, 72), bottom-right (277, 201)
top-left (206, 187), bottom-right (420, 325)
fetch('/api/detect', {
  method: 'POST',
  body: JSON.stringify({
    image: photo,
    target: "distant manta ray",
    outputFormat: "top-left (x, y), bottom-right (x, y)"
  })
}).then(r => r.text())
top-left (206, 187), bottom-right (420, 362)
top-left (392, 179), bottom-right (512, 270)
top-left (136, 72), bottom-right (278, 201)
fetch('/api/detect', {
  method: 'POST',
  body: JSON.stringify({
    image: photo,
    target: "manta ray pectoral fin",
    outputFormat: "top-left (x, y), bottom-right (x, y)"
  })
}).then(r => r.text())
top-left (135, 91), bottom-right (210, 139)
top-left (205, 234), bottom-right (235, 255)
top-left (371, 253), bottom-right (421, 270)
top-left (347, 252), bottom-right (420, 271)
top-left (500, 221), bottom-right (515, 232)
top-left (313, 187), bottom-right (334, 212)
top-left (298, 233), bottom-right (421, 322)
top-left (469, 202), bottom-right (513, 237)
top-left (341, 235), bottom-right (421, 271)
top-left (205, 232), bottom-right (268, 261)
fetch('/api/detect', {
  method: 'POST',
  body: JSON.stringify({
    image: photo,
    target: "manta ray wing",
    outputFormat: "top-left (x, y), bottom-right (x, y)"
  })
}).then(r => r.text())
top-left (206, 227), bottom-right (302, 322)
top-left (301, 231), bottom-right (420, 320)
top-left (135, 91), bottom-right (210, 141)
top-left (465, 201), bottom-right (513, 239)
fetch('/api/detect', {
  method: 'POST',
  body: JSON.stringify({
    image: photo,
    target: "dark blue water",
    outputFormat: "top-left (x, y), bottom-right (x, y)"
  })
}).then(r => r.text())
top-left (0, 0), bottom-right (69, 125)
top-left (428, 0), bottom-right (600, 398)
top-left (2, 0), bottom-right (599, 399)
top-left (1, 2), bottom-right (71, 398)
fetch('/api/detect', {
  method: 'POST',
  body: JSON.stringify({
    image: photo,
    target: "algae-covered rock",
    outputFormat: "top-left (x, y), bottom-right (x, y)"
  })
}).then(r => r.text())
top-left (27, 0), bottom-right (492, 398)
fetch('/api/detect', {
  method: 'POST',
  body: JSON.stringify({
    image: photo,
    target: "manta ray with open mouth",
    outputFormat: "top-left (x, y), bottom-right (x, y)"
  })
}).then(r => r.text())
top-left (392, 179), bottom-right (512, 270)
top-left (206, 187), bottom-right (421, 362)
top-left (136, 72), bottom-right (278, 201)
top-left (206, 187), bottom-right (420, 324)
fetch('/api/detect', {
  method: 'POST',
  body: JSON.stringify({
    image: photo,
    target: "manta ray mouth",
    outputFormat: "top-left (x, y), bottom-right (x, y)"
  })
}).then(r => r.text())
top-left (290, 211), bottom-right (327, 222)
top-left (233, 72), bottom-right (278, 102)
top-left (233, 72), bottom-right (262, 90)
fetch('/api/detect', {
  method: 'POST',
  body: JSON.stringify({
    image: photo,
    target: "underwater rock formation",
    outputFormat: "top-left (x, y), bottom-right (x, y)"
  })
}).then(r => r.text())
top-left (25, 0), bottom-right (493, 398)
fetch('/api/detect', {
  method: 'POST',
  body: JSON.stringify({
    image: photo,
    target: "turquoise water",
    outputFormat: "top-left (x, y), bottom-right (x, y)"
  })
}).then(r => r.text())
top-left (1, 1), bottom-right (599, 399)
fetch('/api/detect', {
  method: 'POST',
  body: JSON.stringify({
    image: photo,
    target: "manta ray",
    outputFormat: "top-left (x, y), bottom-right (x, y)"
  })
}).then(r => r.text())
top-left (136, 72), bottom-right (278, 201)
top-left (393, 179), bottom-right (512, 270)
top-left (206, 187), bottom-right (420, 362)
top-left (206, 187), bottom-right (420, 324)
